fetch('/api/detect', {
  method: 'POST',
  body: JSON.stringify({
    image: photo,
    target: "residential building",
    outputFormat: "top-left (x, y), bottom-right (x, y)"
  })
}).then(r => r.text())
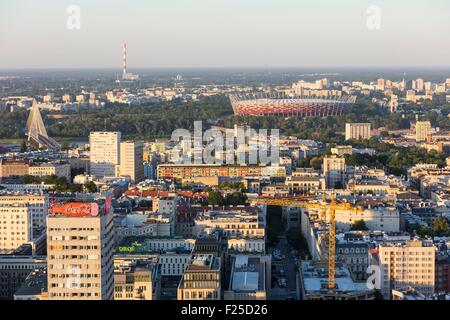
top-left (323, 155), bottom-right (346, 189)
top-left (114, 261), bottom-right (154, 300)
top-left (345, 123), bottom-right (371, 141)
top-left (0, 159), bottom-right (29, 180)
top-left (0, 255), bottom-right (46, 300)
top-left (378, 239), bottom-right (435, 299)
top-left (28, 162), bottom-right (71, 181)
top-left (0, 203), bottom-right (33, 251)
top-left (336, 240), bottom-right (370, 281)
top-left (416, 121), bottom-right (432, 142)
top-left (118, 141), bottom-right (144, 183)
top-left (157, 164), bottom-right (286, 180)
top-left (0, 194), bottom-right (48, 232)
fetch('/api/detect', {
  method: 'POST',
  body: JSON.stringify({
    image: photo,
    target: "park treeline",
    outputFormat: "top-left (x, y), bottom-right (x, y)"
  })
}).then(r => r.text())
top-left (1, 95), bottom-right (450, 144)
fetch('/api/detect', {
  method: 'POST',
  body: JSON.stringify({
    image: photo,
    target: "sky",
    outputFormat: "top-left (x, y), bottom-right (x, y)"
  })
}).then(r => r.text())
top-left (0, 0), bottom-right (449, 69)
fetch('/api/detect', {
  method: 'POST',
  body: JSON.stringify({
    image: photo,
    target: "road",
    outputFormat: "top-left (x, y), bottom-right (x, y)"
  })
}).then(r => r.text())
top-left (269, 236), bottom-right (299, 300)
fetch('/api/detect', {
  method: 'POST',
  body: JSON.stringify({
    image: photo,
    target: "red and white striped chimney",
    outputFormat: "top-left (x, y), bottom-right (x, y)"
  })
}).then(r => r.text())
top-left (123, 43), bottom-right (127, 76)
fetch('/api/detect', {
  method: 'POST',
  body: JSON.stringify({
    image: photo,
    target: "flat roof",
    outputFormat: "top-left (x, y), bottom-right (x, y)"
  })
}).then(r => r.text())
top-left (232, 272), bottom-right (259, 291)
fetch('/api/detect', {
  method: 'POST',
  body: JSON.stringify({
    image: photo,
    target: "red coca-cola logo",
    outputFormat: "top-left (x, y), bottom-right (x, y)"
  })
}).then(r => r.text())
top-left (65, 203), bottom-right (91, 215)
top-left (52, 202), bottom-right (94, 217)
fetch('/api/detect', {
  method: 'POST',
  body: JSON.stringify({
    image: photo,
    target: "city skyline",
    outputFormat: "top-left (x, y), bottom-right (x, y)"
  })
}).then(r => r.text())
top-left (1, 0), bottom-right (450, 69)
top-left (2, 0), bottom-right (450, 307)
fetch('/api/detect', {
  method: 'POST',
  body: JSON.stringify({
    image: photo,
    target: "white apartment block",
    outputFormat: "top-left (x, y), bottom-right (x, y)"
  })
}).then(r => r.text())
top-left (0, 204), bottom-right (32, 251)
top-left (345, 123), bottom-right (371, 140)
top-left (0, 194), bottom-right (48, 231)
top-left (89, 131), bottom-right (121, 179)
top-left (335, 206), bottom-right (400, 232)
top-left (305, 206), bottom-right (400, 233)
top-left (378, 240), bottom-right (435, 299)
top-left (415, 121), bottom-right (431, 142)
top-left (118, 141), bottom-right (144, 183)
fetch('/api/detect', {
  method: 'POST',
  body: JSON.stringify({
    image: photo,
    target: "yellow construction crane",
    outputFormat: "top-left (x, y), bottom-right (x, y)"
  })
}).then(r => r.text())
top-left (251, 195), bottom-right (363, 289)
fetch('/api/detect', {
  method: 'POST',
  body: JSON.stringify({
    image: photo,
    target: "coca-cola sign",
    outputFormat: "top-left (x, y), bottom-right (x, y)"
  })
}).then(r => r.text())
top-left (51, 202), bottom-right (99, 217)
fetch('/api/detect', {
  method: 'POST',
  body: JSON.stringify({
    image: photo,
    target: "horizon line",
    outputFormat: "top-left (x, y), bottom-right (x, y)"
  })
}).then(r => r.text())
top-left (1, 66), bottom-right (450, 71)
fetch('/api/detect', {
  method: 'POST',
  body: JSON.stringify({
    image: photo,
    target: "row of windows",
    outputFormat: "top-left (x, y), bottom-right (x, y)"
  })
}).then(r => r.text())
top-left (50, 245), bottom-right (99, 250)
top-left (49, 235), bottom-right (99, 241)
top-left (49, 228), bottom-right (97, 232)
top-left (182, 290), bottom-right (219, 300)
top-left (0, 221), bottom-right (27, 224)
top-left (49, 292), bottom-right (100, 298)
top-left (49, 255), bottom-right (99, 260)
top-left (48, 264), bottom-right (101, 271)
top-left (49, 273), bottom-right (100, 279)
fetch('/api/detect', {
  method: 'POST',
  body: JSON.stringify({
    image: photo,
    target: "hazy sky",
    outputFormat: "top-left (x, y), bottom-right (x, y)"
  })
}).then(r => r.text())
top-left (0, 0), bottom-right (449, 69)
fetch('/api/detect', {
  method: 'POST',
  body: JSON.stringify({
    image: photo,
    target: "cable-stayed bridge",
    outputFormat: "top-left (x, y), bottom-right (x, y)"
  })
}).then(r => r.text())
top-left (26, 100), bottom-right (60, 150)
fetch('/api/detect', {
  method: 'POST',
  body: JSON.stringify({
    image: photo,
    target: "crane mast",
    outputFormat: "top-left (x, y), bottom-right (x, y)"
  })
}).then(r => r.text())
top-left (251, 195), bottom-right (363, 289)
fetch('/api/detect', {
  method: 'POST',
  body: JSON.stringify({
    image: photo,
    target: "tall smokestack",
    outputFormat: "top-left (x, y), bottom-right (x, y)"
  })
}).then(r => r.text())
top-left (123, 43), bottom-right (127, 76)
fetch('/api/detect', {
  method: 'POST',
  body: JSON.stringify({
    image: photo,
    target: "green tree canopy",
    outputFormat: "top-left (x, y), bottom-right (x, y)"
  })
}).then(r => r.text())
top-left (351, 219), bottom-right (369, 231)
top-left (206, 190), bottom-right (224, 206)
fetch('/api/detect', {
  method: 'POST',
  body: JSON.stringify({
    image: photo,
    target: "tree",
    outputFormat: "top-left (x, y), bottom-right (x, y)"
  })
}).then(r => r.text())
top-left (287, 227), bottom-right (309, 258)
top-left (433, 218), bottom-right (450, 236)
top-left (61, 140), bottom-right (71, 150)
top-left (207, 190), bottom-right (224, 206)
top-left (20, 140), bottom-right (27, 153)
top-left (84, 181), bottom-right (98, 193)
top-left (266, 205), bottom-right (284, 245)
top-left (351, 219), bottom-right (369, 231)
top-left (373, 289), bottom-right (384, 300)
top-left (224, 192), bottom-right (247, 206)
top-left (139, 200), bottom-right (152, 208)
top-left (334, 181), bottom-right (344, 189)
top-left (309, 156), bottom-right (323, 170)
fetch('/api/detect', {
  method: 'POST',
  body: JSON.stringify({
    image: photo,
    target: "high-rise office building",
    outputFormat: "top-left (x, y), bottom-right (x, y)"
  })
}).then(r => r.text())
top-left (345, 123), bottom-right (371, 140)
top-left (89, 132), bottom-right (121, 179)
top-left (118, 141), bottom-right (144, 183)
top-left (416, 78), bottom-right (424, 92)
top-left (378, 240), bottom-right (435, 299)
top-left (415, 121), bottom-right (431, 142)
top-left (46, 200), bottom-right (114, 300)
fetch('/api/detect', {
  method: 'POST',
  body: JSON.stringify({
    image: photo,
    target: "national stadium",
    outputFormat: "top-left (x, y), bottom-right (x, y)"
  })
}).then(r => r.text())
top-left (229, 93), bottom-right (357, 117)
